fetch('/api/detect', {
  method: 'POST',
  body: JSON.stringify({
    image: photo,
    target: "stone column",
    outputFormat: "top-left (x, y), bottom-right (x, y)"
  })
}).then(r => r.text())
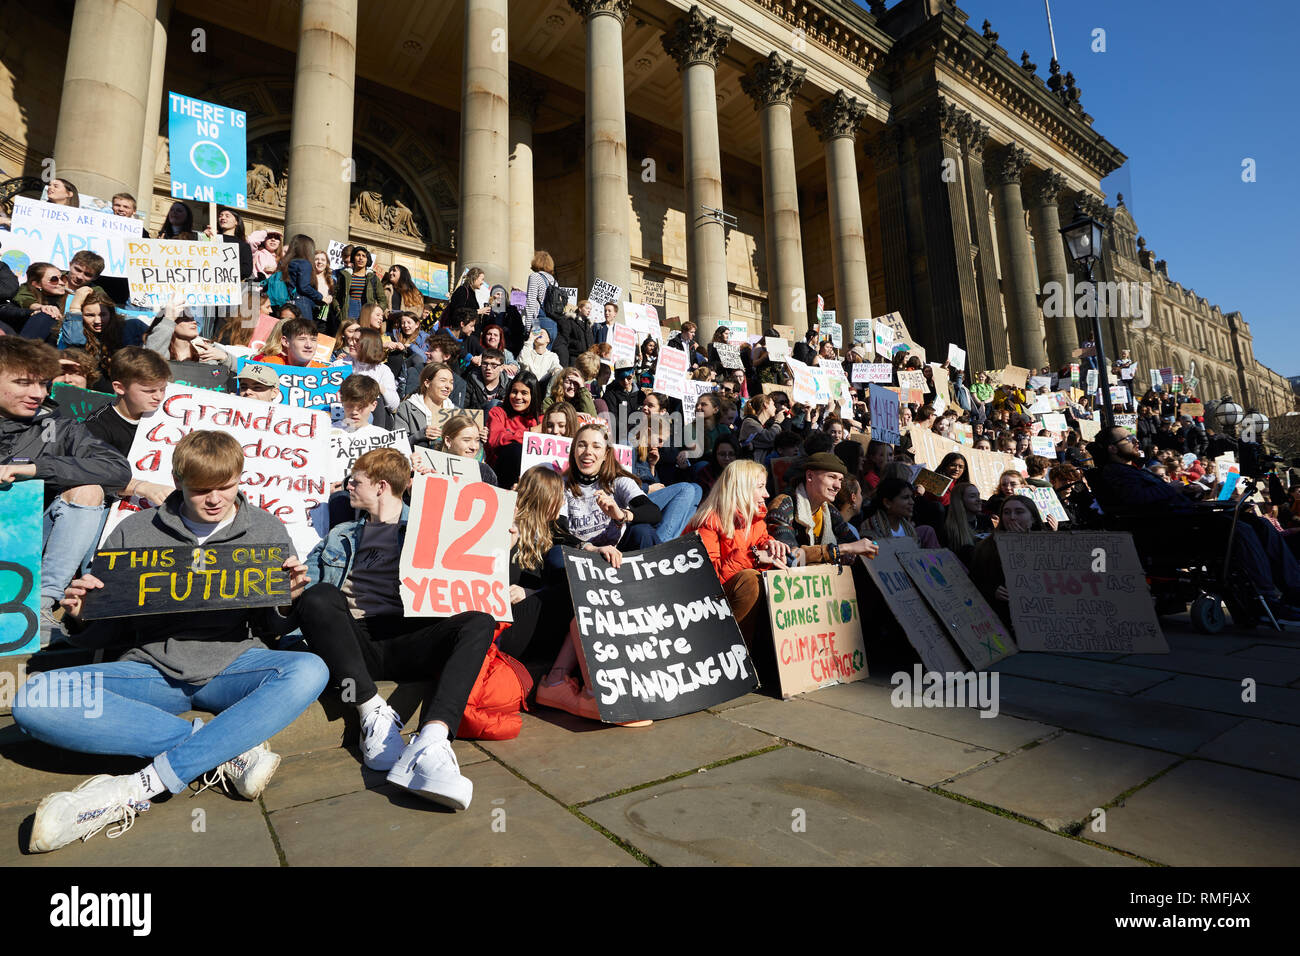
top-left (569, 0), bottom-right (632, 299)
top-left (137, 0), bottom-right (172, 209)
top-left (1027, 169), bottom-right (1077, 367)
top-left (508, 71), bottom-right (543, 291)
top-left (456, 0), bottom-right (510, 282)
top-left (284, 0), bottom-right (357, 246)
top-left (868, 126), bottom-right (915, 337)
top-left (53, 0), bottom-right (157, 201)
top-left (807, 92), bottom-right (872, 332)
top-left (741, 52), bottom-right (808, 332)
top-left (663, 6), bottom-right (733, 342)
top-left (957, 116), bottom-right (1011, 368)
top-left (988, 144), bottom-right (1047, 371)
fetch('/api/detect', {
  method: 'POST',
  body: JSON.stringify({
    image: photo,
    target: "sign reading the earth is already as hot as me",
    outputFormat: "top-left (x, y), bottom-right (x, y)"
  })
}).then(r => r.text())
top-left (168, 92), bottom-right (247, 208)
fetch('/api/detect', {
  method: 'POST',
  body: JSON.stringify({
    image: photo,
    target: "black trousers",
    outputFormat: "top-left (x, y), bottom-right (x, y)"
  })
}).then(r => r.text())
top-left (295, 583), bottom-right (494, 736)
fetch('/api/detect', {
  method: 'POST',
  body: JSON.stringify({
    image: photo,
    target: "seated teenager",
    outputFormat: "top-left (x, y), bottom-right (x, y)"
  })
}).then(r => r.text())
top-left (235, 363), bottom-right (282, 403)
top-left (541, 365), bottom-right (596, 417)
top-left (463, 346), bottom-right (511, 410)
top-left (13, 430), bottom-right (329, 853)
top-left (486, 371), bottom-right (542, 487)
top-left (970, 494), bottom-right (1046, 630)
top-left (295, 448), bottom-right (494, 809)
top-left (859, 477), bottom-right (942, 548)
top-left (422, 414), bottom-right (497, 485)
top-left (59, 291), bottom-right (123, 389)
top-left (83, 347), bottom-right (175, 506)
top-left (396, 362), bottom-right (461, 448)
top-left (0, 338), bottom-right (132, 638)
top-left (253, 317), bottom-right (324, 368)
top-left (560, 422), bottom-right (662, 553)
top-left (767, 452), bottom-right (879, 565)
top-left (542, 400), bottom-right (578, 438)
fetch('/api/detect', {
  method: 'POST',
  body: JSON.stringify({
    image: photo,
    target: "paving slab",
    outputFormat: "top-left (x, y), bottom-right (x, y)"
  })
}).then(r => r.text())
top-left (995, 675), bottom-right (1244, 753)
top-left (993, 654), bottom-right (1173, 695)
top-left (1, 787), bottom-right (278, 867)
top-left (269, 758), bottom-right (636, 866)
top-left (1156, 631), bottom-right (1268, 655)
top-left (584, 747), bottom-right (1135, 866)
top-left (479, 709), bottom-right (772, 806)
top-left (806, 679), bottom-right (1055, 753)
top-left (1194, 719), bottom-right (1300, 779)
top-left (706, 692), bottom-right (769, 713)
top-left (1092, 761), bottom-right (1300, 866)
top-left (1117, 649), bottom-right (1300, 685)
top-left (1138, 675), bottom-right (1300, 726)
top-left (0, 717), bottom-right (148, 808)
top-left (1231, 644), bottom-right (1300, 664)
top-left (942, 733), bottom-right (1179, 831)
top-left (720, 697), bottom-right (996, 786)
top-left (261, 743), bottom-right (489, 813)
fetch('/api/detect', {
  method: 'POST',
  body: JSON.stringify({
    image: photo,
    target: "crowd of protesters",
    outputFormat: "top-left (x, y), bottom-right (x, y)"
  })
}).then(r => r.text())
top-left (3, 189), bottom-right (1298, 856)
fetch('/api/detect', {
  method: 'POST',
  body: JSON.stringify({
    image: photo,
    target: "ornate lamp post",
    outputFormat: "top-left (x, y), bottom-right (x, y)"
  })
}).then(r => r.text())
top-left (1061, 203), bottom-right (1112, 427)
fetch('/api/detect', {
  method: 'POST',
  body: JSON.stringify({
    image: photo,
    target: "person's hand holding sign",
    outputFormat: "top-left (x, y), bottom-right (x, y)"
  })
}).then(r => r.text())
top-left (62, 573), bottom-right (104, 621)
top-left (284, 555), bottom-right (310, 602)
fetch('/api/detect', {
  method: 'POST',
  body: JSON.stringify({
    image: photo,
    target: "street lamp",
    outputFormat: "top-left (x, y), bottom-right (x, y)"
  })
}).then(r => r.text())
top-left (1061, 202), bottom-right (1113, 428)
top-left (1211, 398), bottom-right (1244, 430)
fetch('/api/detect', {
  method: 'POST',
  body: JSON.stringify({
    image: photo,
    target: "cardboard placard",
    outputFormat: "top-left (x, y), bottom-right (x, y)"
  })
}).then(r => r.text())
top-left (236, 357), bottom-right (349, 410)
top-left (519, 432), bottom-right (634, 475)
top-left (929, 365), bottom-right (950, 402)
top-left (1114, 413), bottom-right (1137, 431)
top-left (860, 540), bottom-right (966, 673)
top-left (896, 548), bottom-right (1018, 670)
top-left (561, 536), bottom-right (757, 722)
top-left (0, 481), bottom-right (43, 656)
top-left (1078, 418), bottom-right (1101, 441)
top-left (869, 384), bottom-right (900, 445)
top-left (761, 383), bottom-right (791, 397)
top-left (399, 475), bottom-right (515, 621)
top-left (127, 239), bottom-right (241, 308)
top-left (641, 277), bottom-right (666, 307)
top-left (995, 533), bottom-right (1168, 653)
top-left (588, 278), bottom-right (622, 306)
top-left (1000, 365), bottom-right (1030, 390)
top-left (1041, 413), bottom-right (1068, 433)
top-left (682, 381), bottom-right (718, 420)
top-left (714, 343), bottom-right (743, 370)
top-left (327, 240), bottom-right (345, 271)
top-left (169, 360), bottom-right (233, 393)
top-left (651, 345), bottom-right (689, 399)
top-left (426, 407), bottom-right (484, 440)
top-left (328, 427), bottom-right (413, 483)
top-left (772, 324), bottom-right (796, 343)
top-left (906, 425), bottom-right (1020, 498)
top-left (168, 91), bottom-right (247, 208)
top-left (852, 318), bottom-right (873, 346)
top-left (1028, 375), bottom-right (1052, 392)
top-left (9, 196), bottom-right (144, 277)
top-left (1181, 402), bottom-right (1205, 418)
top-left (764, 336), bottom-right (790, 362)
top-left (764, 565), bottom-right (867, 697)
top-left (1022, 485), bottom-right (1068, 524)
top-left (1030, 436), bottom-right (1057, 458)
top-left (51, 383), bottom-right (114, 422)
top-left (947, 343), bottom-right (966, 370)
top-left (609, 323), bottom-right (639, 366)
top-left (914, 468), bottom-right (953, 499)
top-left (412, 447), bottom-right (481, 482)
top-left (81, 543), bottom-right (291, 620)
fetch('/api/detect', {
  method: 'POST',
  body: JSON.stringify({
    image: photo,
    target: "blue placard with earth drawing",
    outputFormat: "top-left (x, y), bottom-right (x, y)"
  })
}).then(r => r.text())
top-left (0, 480), bottom-right (44, 657)
top-left (168, 92), bottom-right (247, 208)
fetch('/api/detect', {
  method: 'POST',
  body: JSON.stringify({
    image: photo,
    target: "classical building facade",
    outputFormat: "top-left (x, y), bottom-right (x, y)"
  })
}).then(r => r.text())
top-left (1, 0), bottom-right (1292, 416)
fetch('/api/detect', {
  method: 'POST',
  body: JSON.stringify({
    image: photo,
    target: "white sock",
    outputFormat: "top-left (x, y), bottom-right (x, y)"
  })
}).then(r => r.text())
top-left (413, 722), bottom-right (449, 751)
top-left (357, 694), bottom-right (386, 721)
top-left (132, 763), bottom-right (167, 800)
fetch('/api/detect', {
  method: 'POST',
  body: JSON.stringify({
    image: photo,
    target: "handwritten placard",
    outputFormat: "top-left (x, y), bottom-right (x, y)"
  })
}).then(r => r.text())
top-left (869, 384), bottom-right (900, 445)
top-left (764, 565), bottom-right (866, 698)
top-left (588, 278), bottom-right (622, 306)
top-left (896, 548), bottom-right (1018, 670)
top-left (0, 481), bottom-right (43, 656)
top-left (127, 239), bottom-right (241, 308)
top-left (651, 344), bottom-right (688, 399)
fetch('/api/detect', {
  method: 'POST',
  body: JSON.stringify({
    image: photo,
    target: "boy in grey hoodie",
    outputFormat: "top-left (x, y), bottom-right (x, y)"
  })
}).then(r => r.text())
top-left (12, 430), bottom-right (328, 853)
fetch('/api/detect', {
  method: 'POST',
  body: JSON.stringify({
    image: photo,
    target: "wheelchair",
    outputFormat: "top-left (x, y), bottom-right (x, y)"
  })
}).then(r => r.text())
top-left (1085, 469), bottom-right (1283, 634)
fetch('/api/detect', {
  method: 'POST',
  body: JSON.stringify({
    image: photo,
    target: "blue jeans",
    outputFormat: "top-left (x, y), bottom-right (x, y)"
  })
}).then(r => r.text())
top-left (648, 482), bottom-right (702, 543)
top-left (41, 496), bottom-right (107, 605)
top-left (13, 648), bottom-right (329, 794)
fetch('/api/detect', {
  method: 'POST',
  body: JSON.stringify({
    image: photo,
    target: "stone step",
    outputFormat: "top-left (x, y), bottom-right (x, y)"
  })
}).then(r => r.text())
top-left (0, 679), bottom-right (435, 809)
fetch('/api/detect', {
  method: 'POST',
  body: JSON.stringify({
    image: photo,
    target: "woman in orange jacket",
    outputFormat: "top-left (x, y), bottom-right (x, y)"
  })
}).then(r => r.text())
top-left (685, 459), bottom-right (792, 645)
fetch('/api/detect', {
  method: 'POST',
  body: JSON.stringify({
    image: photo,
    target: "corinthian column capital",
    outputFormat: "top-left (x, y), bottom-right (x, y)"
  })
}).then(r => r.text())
top-left (567, 0), bottom-right (629, 24)
top-left (987, 143), bottom-right (1030, 187)
top-left (806, 90), bottom-right (867, 143)
top-left (740, 51), bottom-right (806, 110)
top-left (1027, 169), bottom-right (1067, 208)
top-left (662, 4), bottom-right (733, 71)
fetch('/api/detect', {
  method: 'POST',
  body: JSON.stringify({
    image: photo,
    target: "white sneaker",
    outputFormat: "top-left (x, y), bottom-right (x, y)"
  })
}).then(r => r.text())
top-left (194, 742), bottom-right (280, 800)
top-left (30, 774), bottom-right (151, 853)
top-left (360, 703), bottom-right (406, 771)
top-left (386, 738), bottom-right (473, 810)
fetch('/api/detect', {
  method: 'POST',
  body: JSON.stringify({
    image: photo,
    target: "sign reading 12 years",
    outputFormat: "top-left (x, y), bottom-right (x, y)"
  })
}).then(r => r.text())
top-left (561, 536), bottom-right (757, 723)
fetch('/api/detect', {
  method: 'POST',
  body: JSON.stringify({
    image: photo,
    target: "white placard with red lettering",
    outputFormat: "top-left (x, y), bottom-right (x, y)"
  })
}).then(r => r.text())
top-left (651, 344), bottom-right (689, 399)
top-left (519, 431), bottom-right (634, 475)
top-left (610, 323), bottom-right (639, 366)
top-left (399, 475), bottom-right (515, 622)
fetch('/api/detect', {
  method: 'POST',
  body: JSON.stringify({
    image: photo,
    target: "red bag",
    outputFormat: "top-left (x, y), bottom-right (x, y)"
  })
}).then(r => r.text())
top-left (457, 642), bottom-right (532, 741)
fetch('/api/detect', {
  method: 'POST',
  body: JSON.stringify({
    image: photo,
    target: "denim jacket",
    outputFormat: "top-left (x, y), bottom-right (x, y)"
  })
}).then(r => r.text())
top-left (304, 502), bottom-right (410, 589)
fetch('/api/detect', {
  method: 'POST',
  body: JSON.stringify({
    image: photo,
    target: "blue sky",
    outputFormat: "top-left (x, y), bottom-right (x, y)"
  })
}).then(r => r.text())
top-left (862, 0), bottom-right (1300, 377)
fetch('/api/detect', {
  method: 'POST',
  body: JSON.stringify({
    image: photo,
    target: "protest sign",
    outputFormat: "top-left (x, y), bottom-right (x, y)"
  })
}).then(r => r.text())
top-left (9, 196), bottom-right (143, 277)
top-left (808, 365), bottom-right (834, 406)
top-left (952, 422), bottom-right (973, 445)
top-left (874, 322), bottom-right (895, 356)
top-left (772, 324), bottom-right (796, 343)
top-left (896, 548), bottom-right (1018, 670)
top-left (1120, 365), bottom-right (1136, 381)
top-left (0, 481), bottom-right (43, 656)
top-left (764, 565), bottom-right (866, 698)
top-left (1109, 385), bottom-right (1130, 407)
top-left (127, 239), bottom-right (240, 308)
top-left (519, 432), bottom-right (634, 474)
top-left (1028, 395), bottom-right (1052, 416)
top-left (399, 475), bottom-right (514, 622)
top-left (914, 469), bottom-right (953, 499)
top-left (409, 260), bottom-right (450, 299)
top-left (947, 343), bottom-right (966, 370)
top-left (682, 380), bottom-right (718, 420)
top-left (1086, 369), bottom-right (1099, 393)
top-left (412, 447), bottom-right (480, 483)
top-left (588, 278), bottom-right (622, 305)
top-left (80, 543), bottom-right (291, 620)
top-left (641, 276), bottom-right (665, 307)
top-left (1114, 413), bottom-right (1137, 431)
top-left (1022, 485), bottom-right (1068, 524)
top-left (1030, 436), bottom-right (1057, 458)
top-left (869, 384), bottom-right (900, 445)
top-left (1214, 454), bottom-right (1239, 484)
top-left (426, 408), bottom-right (484, 439)
top-left (720, 318), bottom-right (749, 344)
top-left (1181, 402), bottom-right (1205, 418)
top-left (1000, 365), bottom-right (1030, 390)
top-left (509, 289), bottom-right (526, 310)
top-left (247, 313), bottom-right (278, 353)
top-left (764, 336), bottom-right (790, 362)
top-left (825, 320), bottom-right (842, 350)
top-left (169, 360), bottom-right (233, 393)
top-left (561, 536), bottom-right (757, 722)
top-left (1159, 367), bottom-right (1174, 385)
top-left (714, 342), bottom-right (743, 370)
top-left (327, 240), bottom-right (345, 271)
top-left (906, 425), bottom-right (1020, 498)
top-left (1070, 363), bottom-right (1080, 386)
top-left (1078, 418), bottom-right (1101, 441)
top-left (51, 383), bottom-right (114, 422)
top-left (760, 383), bottom-right (790, 397)
top-left (168, 92), bottom-right (247, 207)
top-left (860, 540), bottom-right (966, 673)
top-left (128, 384), bottom-right (331, 527)
top-left (1217, 472), bottom-right (1242, 500)
top-left (787, 359), bottom-right (816, 406)
top-left (328, 427), bottom-right (413, 483)
top-left (930, 364), bottom-right (950, 400)
top-left (651, 344), bottom-right (688, 399)
top-left (236, 357), bottom-right (349, 410)
top-left (855, 362), bottom-right (892, 384)
top-left (996, 532), bottom-right (1168, 653)
top-left (852, 318), bottom-right (873, 346)
top-left (622, 303), bottom-right (660, 339)
top-left (816, 294), bottom-right (824, 322)
top-left (1041, 412), bottom-right (1068, 433)
top-left (559, 287), bottom-right (578, 307)
top-left (609, 323), bottom-right (638, 366)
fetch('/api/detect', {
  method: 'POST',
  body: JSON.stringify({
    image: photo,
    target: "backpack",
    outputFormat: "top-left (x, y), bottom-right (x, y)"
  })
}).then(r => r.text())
top-left (541, 282), bottom-right (567, 321)
top-left (265, 271), bottom-right (292, 308)
top-left (457, 642), bottom-right (532, 740)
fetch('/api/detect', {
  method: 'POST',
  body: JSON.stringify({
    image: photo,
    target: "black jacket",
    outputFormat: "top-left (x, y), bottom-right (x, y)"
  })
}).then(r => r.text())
top-left (0, 404), bottom-right (132, 505)
top-left (555, 311), bottom-right (593, 368)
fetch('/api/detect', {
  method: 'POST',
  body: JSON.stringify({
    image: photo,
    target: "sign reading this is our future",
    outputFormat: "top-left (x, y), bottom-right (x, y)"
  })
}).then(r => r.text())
top-left (168, 92), bottom-right (248, 208)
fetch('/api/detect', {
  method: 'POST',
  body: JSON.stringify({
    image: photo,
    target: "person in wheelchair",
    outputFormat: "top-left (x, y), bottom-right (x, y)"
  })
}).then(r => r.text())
top-left (1091, 426), bottom-right (1300, 622)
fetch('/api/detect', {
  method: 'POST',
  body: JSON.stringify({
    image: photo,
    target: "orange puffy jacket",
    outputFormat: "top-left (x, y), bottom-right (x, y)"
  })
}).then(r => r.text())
top-left (457, 630), bottom-right (533, 740)
top-left (687, 508), bottom-right (776, 585)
